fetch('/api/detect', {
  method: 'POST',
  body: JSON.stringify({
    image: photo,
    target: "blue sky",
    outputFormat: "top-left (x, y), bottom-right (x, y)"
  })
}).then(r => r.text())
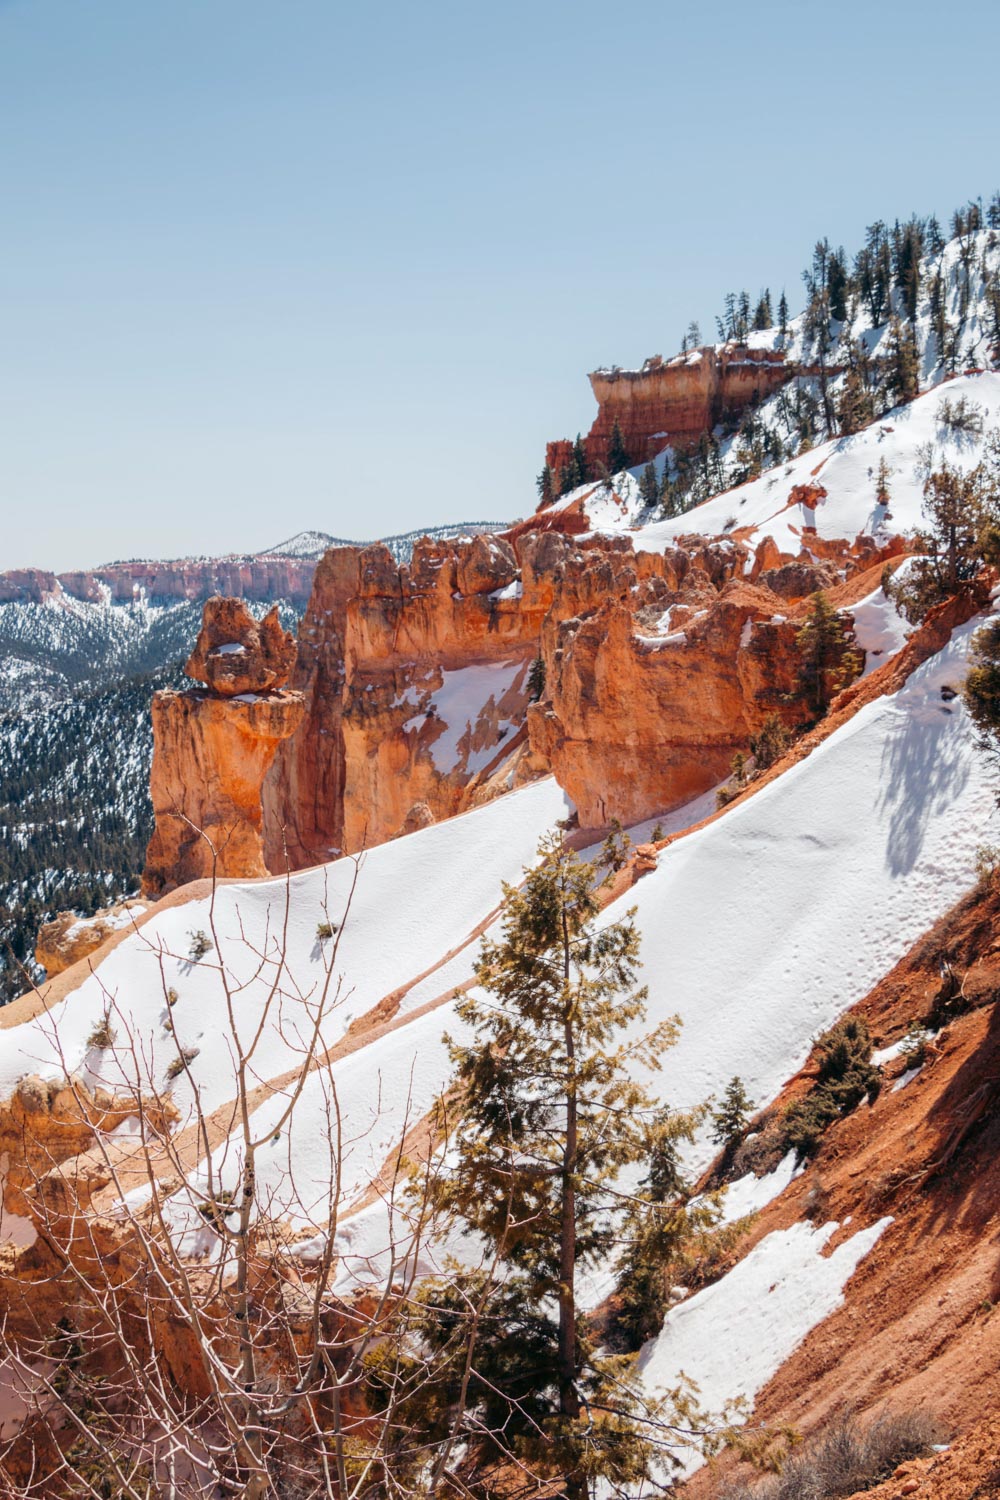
top-left (3, 0), bottom-right (1000, 570)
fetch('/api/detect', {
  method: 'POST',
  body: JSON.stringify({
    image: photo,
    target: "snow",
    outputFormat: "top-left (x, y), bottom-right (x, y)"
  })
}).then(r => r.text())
top-left (638, 1217), bottom-right (891, 1468)
top-left (714, 1152), bottom-right (801, 1225)
top-left (405, 660), bottom-right (529, 775)
top-left (850, 579), bottom-right (912, 675)
top-left (572, 371), bottom-right (1000, 564)
top-left (180, 607), bottom-right (995, 1282)
top-left (212, 642), bottom-right (246, 656)
top-left (0, 777), bottom-right (570, 1125)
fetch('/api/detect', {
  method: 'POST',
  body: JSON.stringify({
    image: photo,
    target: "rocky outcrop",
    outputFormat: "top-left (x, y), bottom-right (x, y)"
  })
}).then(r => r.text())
top-left (35, 901), bottom-right (147, 978)
top-left (545, 345), bottom-right (794, 480)
top-left (0, 556), bottom-right (317, 608)
top-left (142, 599), bottom-right (304, 896)
top-left (185, 598), bottom-right (297, 696)
top-left (263, 533), bottom-right (544, 865)
top-left (257, 521), bottom-right (894, 867)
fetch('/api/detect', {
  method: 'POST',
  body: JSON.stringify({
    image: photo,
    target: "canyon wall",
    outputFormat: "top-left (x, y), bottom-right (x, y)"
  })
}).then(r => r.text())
top-left (255, 518), bottom-right (894, 873)
top-left (0, 556), bottom-right (317, 608)
top-left (545, 345), bottom-right (793, 479)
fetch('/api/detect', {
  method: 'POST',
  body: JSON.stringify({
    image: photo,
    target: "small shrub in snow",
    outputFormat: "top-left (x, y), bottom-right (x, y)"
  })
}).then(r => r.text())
top-left (165, 1047), bottom-right (199, 1084)
top-left (936, 393), bottom-right (984, 435)
top-left (197, 1188), bottom-right (237, 1232)
top-left (315, 920), bottom-right (337, 942)
top-left (975, 842), bottom-right (1000, 888)
top-left (717, 1407), bottom-right (944, 1500)
top-left (900, 1022), bottom-right (931, 1069)
top-left (166, 986), bottom-right (179, 1006)
top-left (650, 822), bottom-right (665, 843)
top-left (749, 714), bottom-right (790, 772)
top-left (781, 1017), bottom-right (880, 1160)
top-left (86, 1012), bottom-right (116, 1051)
top-left (188, 930), bottom-right (212, 962)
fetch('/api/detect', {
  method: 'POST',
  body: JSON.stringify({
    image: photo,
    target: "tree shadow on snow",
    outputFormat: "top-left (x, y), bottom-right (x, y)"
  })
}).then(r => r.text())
top-left (876, 701), bottom-right (969, 877)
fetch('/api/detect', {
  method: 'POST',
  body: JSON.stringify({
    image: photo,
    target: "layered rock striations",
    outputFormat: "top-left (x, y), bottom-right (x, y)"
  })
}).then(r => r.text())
top-left (545, 345), bottom-right (794, 479)
top-left (0, 556), bottom-right (317, 608)
top-left (263, 533), bottom-right (545, 865)
top-left (142, 600), bottom-right (304, 896)
top-left (258, 521), bottom-right (895, 871)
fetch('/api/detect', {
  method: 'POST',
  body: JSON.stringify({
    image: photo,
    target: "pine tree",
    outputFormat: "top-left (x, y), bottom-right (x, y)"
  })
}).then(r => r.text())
top-left (639, 461), bottom-right (659, 508)
top-left (559, 463), bottom-right (576, 497)
top-left (711, 1076), bottom-right (753, 1149)
top-left (572, 433), bottom-right (590, 487)
top-left (875, 457), bottom-right (892, 508)
top-left (527, 654), bottom-right (546, 702)
top-left (607, 418), bottom-right (631, 475)
top-left (749, 713), bottom-right (789, 771)
top-left (891, 452), bottom-right (1000, 622)
top-left (428, 833), bottom-right (687, 1496)
top-left (886, 316), bottom-right (920, 405)
top-left (752, 289), bottom-right (773, 331)
top-left (796, 591), bottom-right (863, 716)
top-left (778, 290), bottom-right (789, 340)
top-left (964, 618), bottom-right (1000, 786)
top-left (536, 463), bottom-right (555, 506)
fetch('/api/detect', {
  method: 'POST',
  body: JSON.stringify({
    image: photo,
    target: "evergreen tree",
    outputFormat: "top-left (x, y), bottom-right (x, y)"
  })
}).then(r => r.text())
top-left (536, 463), bottom-right (555, 506)
top-left (572, 433), bottom-right (590, 487)
top-left (752, 289), bottom-right (773, 331)
top-left (777, 290), bottom-right (789, 340)
top-left (639, 461), bottom-right (659, 508)
top-left (711, 1076), bottom-right (754, 1150)
top-left (748, 713), bottom-right (789, 771)
top-left (527, 654), bottom-right (546, 702)
top-left (964, 618), bottom-right (1000, 789)
top-left (607, 418), bottom-right (631, 475)
top-left (828, 248), bottom-right (849, 323)
top-left (890, 451), bottom-right (1000, 622)
top-left (875, 457), bottom-right (892, 508)
top-left (428, 833), bottom-right (687, 1496)
top-left (885, 316), bottom-right (921, 405)
top-left (835, 357), bottom-right (874, 436)
top-left (796, 591), bottom-right (863, 716)
top-left (559, 463), bottom-right (577, 497)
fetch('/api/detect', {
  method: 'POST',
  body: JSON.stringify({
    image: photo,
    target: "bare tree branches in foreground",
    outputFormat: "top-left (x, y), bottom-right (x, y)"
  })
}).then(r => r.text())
top-left (0, 829), bottom-right (776, 1498)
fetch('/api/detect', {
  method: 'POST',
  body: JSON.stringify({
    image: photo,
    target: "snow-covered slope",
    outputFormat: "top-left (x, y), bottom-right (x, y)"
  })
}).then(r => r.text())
top-left (638, 372), bottom-right (1000, 556)
top-left (559, 371), bottom-right (1000, 556)
top-left (2, 595), bottom-right (991, 1427)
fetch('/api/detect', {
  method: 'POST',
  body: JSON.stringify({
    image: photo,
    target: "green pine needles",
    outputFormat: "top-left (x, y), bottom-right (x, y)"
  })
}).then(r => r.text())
top-left (399, 832), bottom-right (747, 1495)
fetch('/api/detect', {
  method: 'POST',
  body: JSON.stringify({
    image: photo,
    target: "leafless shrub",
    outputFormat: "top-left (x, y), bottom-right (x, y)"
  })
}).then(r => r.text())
top-left (717, 1407), bottom-right (944, 1500)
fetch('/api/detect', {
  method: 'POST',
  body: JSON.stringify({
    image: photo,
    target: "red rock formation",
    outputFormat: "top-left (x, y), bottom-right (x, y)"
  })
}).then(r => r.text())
top-left (142, 599), bottom-right (305, 896)
top-left (544, 345), bottom-right (794, 484)
top-left (185, 598), bottom-right (297, 696)
top-left (264, 534), bottom-right (545, 865)
top-left (35, 901), bottom-right (147, 978)
top-left (260, 523), bottom-right (891, 864)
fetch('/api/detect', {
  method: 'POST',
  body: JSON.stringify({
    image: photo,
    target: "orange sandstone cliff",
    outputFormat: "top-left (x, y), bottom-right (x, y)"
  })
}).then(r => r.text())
top-left (142, 599), bottom-right (305, 896)
top-left (255, 518), bottom-right (895, 870)
top-left (545, 345), bottom-right (794, 480)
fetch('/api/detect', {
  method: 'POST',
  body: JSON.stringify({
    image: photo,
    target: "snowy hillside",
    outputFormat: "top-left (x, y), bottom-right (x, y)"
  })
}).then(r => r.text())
top-left (580, 371), bottom-right (1000, 555)
top-left (1, 586), bottom-right (993, 1430)
top-left (263, 521), bottom-right (508, 563)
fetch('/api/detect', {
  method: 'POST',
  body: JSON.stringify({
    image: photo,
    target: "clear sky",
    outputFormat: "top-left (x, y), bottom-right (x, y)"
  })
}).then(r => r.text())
top-left (3, 0), bottom-right (1000, 571)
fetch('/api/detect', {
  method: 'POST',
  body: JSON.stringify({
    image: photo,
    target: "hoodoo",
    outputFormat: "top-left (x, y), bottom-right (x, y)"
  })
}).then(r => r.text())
top-left (141, 598), bottom-right (305, 896)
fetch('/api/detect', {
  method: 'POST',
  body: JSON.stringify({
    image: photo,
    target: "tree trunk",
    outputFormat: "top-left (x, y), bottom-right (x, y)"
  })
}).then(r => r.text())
top-left (558, 907), bottom-right (579, 1426)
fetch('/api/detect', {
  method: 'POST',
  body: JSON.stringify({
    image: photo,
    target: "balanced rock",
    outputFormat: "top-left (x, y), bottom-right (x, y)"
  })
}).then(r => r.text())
top-left (185, 597), bottom-right (296, 697)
